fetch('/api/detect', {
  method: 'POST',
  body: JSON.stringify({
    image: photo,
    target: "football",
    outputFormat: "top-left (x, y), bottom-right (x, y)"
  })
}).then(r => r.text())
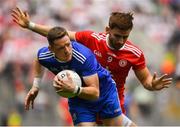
top-left (55, 70), bottom-right (82, 98)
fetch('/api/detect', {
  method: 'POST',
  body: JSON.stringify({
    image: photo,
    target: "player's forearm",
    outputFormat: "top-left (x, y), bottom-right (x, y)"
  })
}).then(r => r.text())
top-left (28, 22), bottom-right (76, 40)
top-left (78, 86), bottom-right (99, 100)
top-left (136, 68), bottom-right (155, 91)
top-left (33, 58), bottom-right (44, 77)
top-left (28, 22), bottom-right (52, 37)
top-left (142, 77), bottom-right (154, 91)
top-left (32, 58), bottom-right (44, 89)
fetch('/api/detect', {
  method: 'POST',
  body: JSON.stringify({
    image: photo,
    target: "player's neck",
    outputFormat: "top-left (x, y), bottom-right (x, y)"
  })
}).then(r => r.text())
top-left (55, 56), bottom-right (68, 63)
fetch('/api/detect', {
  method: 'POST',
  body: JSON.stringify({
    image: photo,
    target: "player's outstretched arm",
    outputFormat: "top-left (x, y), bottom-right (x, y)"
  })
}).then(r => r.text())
top-left (135, 67), bottom-right (172, 91)
top-left (11, 7), bottom-right (76, 39)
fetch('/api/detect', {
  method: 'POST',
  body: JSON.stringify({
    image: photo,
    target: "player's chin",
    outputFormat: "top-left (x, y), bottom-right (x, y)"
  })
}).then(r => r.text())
top-left (114, 46), bottom-right (122, 50)
top-left (65, 55), bottom-right (72, 62)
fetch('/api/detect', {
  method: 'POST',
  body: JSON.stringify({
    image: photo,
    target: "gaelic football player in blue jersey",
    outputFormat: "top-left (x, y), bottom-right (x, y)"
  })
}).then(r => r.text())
top-left (25, 27), bottom-right (136, 126)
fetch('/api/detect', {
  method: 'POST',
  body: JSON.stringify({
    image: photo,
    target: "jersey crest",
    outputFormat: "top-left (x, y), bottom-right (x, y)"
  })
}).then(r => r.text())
top-left (119, 60), bottom-right (127, 67)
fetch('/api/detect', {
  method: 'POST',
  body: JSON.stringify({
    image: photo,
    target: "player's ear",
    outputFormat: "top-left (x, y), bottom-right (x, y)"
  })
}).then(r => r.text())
top-left (105, 26), bottom-right (110, 34)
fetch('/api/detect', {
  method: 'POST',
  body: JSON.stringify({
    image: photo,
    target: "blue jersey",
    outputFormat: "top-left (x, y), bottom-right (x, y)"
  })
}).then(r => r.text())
top-left (38, 41), bottom-right (115, 100)
top-left (38, 41), bottom-right (121, 124)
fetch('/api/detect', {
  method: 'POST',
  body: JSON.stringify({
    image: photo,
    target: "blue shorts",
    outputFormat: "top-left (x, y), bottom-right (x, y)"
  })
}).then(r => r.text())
top-left (68, 86), bottom-right (122, 125)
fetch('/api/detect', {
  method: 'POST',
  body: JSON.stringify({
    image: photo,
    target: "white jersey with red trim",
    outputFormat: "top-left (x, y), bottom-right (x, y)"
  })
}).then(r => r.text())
top-left (75, 31), bottom-right (146, 112)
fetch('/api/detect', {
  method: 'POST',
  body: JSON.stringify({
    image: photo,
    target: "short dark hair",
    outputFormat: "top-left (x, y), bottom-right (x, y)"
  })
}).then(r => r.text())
top-left (47, 26), bottom-right (68, 45)
top-left (109, 12), bottom-right (134, 30)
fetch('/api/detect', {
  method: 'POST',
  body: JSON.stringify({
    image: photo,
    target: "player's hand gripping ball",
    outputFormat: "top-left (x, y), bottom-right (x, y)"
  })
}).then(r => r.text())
top-left (55, 70), bottom-right (82, 98)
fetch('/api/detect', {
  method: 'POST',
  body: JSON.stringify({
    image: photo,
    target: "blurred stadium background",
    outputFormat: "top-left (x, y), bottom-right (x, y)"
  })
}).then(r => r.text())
top-left (0, 0), bottom-right (180, 126)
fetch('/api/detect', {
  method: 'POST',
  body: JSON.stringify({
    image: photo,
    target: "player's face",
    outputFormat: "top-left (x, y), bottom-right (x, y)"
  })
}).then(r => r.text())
top-left (49, 35), bottom-right (72, 62)
top-left (106, 27), bottom-right (131, 50)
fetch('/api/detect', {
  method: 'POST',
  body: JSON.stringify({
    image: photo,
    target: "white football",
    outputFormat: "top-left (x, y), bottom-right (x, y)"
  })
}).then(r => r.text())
top-left (56, 70), bottom-right (82, 98)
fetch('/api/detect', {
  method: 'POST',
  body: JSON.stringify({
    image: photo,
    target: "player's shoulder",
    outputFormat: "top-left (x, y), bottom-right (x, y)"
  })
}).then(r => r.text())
top-left (37, 47), bottom-right (53, 57)
top-left (90, 31), bottom-right (107, 41)
top-left (77, 30), bottom-right (107, 41)
top-left (124, 40), bottom-right (142, 51)
top-left (71, 41), bottom-right (94, 58)
top-left (123, 40), bottom-right (144, 57)
top-left (38, 47), bottom-right (49, 54)
top-left (125, 40), bottom-right (140, 48)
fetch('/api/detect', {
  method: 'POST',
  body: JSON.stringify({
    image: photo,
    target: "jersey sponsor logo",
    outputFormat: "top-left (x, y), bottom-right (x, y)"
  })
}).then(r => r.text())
top-left (119, 60), bottom-right (127, 67)
top-left (94, 50), bottom-right (102, 57)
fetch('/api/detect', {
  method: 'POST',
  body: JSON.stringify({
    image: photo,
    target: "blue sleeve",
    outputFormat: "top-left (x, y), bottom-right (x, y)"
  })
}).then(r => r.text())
top-left (81, 54), bottom-right (98, 77)
top-left (37, 49), bottom-right (41, 59)
top-left (37, 47), bottom-right (47, 60)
